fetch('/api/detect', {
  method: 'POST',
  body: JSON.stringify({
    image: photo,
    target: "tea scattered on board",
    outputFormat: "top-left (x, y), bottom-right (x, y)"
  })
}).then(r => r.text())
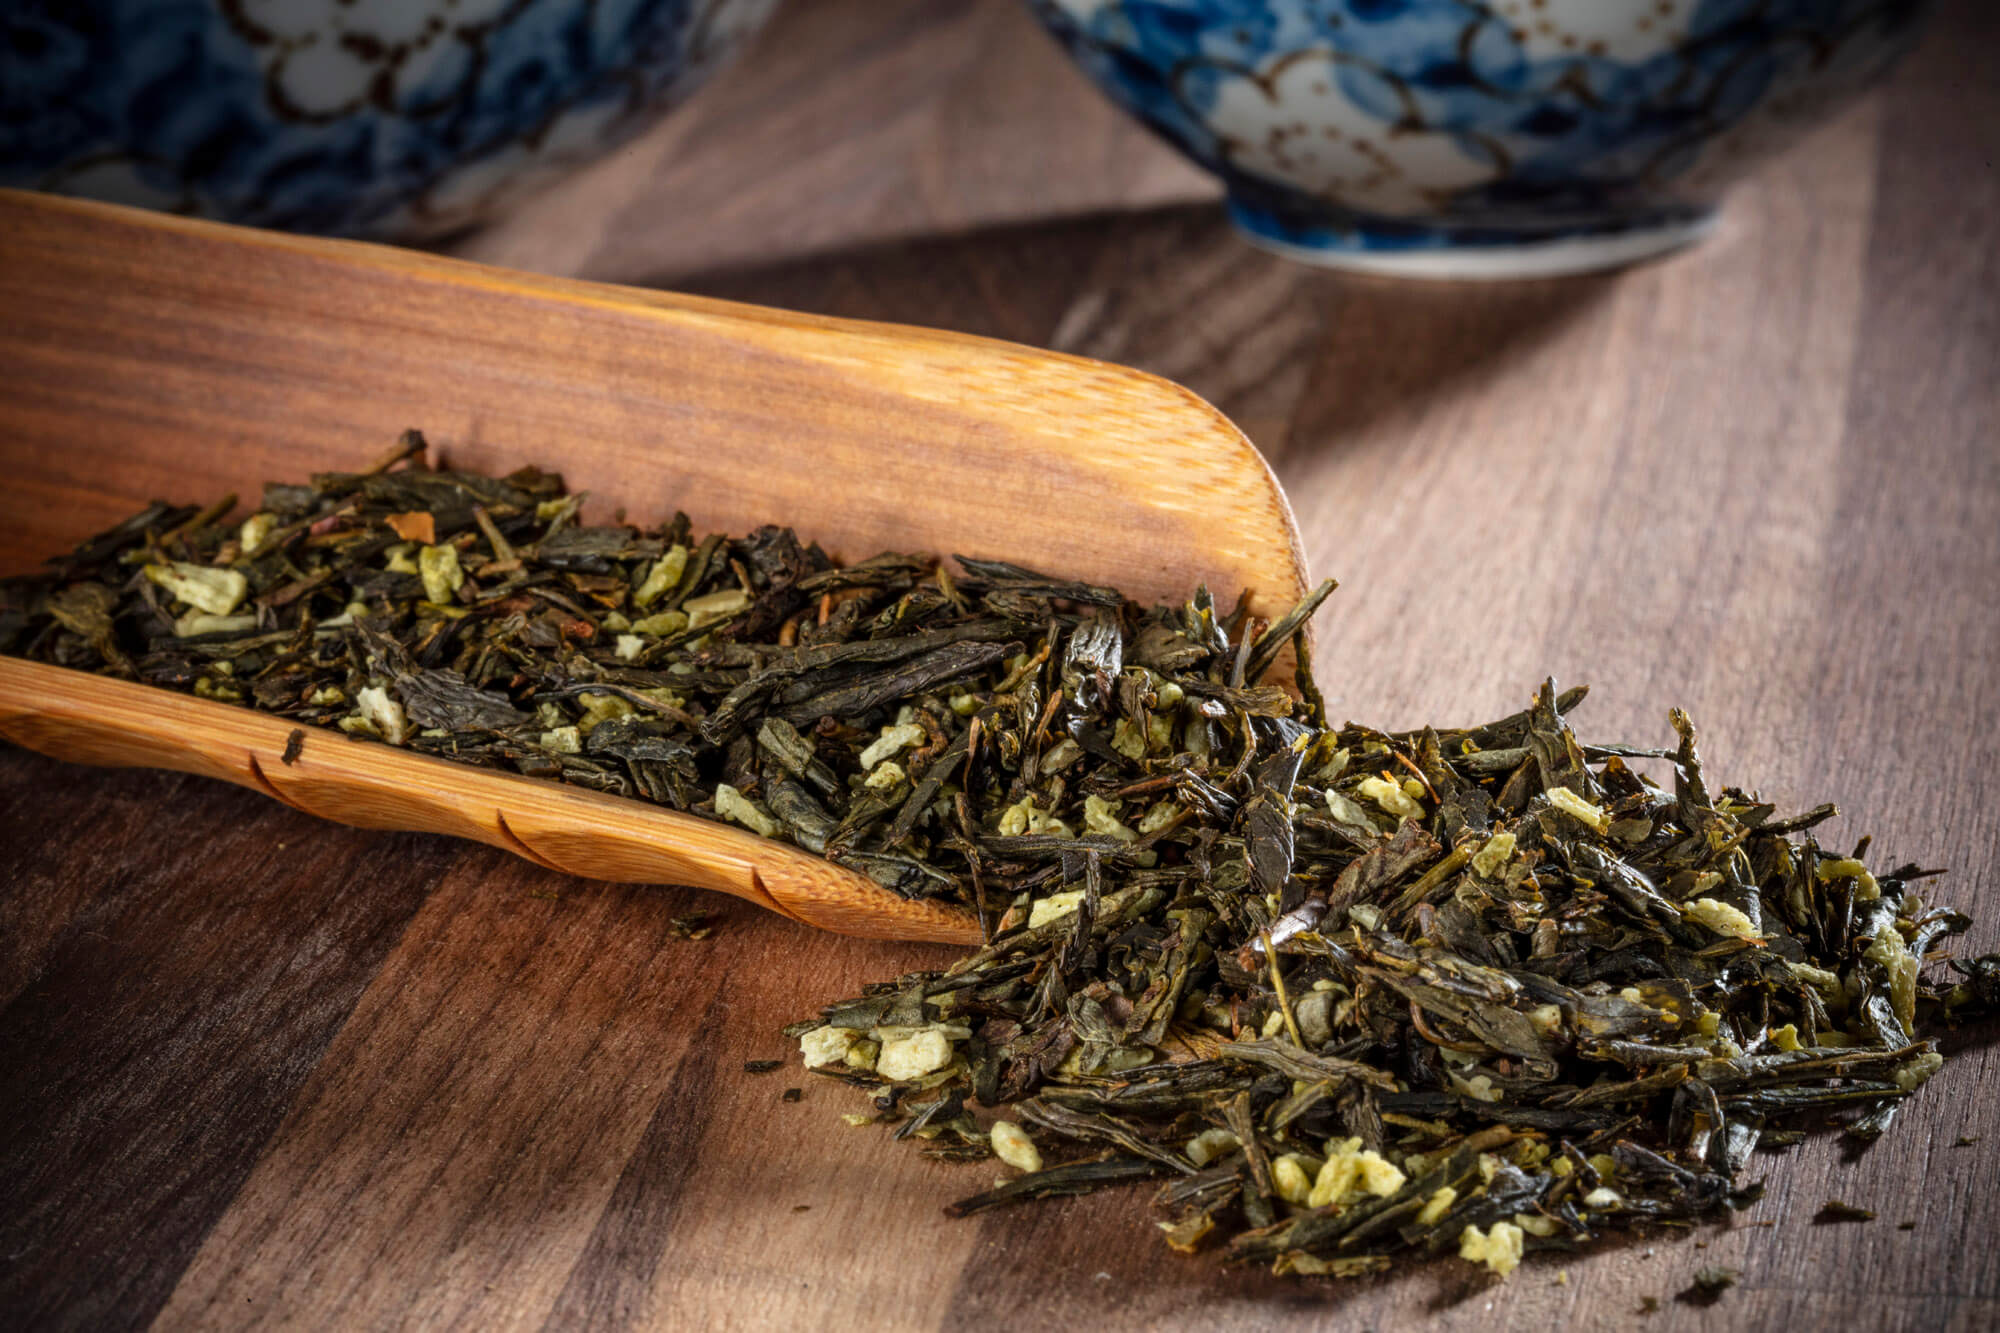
top-left (4, 434), bottom-right (1995, 1288)
top-left (786, 659), bottom-right (1998, 1281)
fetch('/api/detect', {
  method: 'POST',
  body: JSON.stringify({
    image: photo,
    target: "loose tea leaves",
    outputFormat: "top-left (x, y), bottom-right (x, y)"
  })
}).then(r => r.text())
top-left (787, 671), bottom-right (1996, 1280)
top-left (4, 438), bottom-right (1994, 1288)
top-left (668, 914), bottom-right (716, 941)
top-left (1685, 1265), bottom-right (1741, 1304)
top-left (0, 431), bottom-right (1315, 922)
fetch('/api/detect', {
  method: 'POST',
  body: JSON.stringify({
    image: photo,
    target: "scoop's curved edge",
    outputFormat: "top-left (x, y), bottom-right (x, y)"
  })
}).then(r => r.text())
top-left (0, 655), bottom-right (981, 943)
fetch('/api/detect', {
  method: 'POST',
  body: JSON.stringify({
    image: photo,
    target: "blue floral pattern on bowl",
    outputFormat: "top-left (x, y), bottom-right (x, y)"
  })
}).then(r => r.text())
top-left (0, 0), bottom-right (777, 240)
top-left (1025, 0), bottom-right (1929, 275)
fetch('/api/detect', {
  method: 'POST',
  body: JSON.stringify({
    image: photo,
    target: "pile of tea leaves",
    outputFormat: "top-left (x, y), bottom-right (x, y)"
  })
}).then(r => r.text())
top-left (789, 680), bottom-right (1997, 1281)
top-left (4, 438), bottom-right (1994, 1283)
top-left (1, 429), bottom-right (1268, 913)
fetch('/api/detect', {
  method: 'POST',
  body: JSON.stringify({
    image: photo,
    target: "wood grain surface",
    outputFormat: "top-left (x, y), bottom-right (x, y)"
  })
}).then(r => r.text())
top-left (3, 1), bottom-right (1996, 1330)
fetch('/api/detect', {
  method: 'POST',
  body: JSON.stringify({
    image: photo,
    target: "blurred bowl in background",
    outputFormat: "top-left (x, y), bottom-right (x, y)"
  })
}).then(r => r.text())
top-left (0, 0), bottom-right (778, 241)
top-left (1025, 0), bottom-right (1930, 278)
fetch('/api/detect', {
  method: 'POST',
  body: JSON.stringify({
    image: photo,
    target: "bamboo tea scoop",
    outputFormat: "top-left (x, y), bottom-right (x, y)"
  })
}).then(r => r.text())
top-left (0, 190), bottom-right (1309, 944)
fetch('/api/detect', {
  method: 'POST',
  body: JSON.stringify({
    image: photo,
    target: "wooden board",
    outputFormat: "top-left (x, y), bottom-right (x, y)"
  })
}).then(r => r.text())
top-left (2, 0), bottom-right (1996, 1329)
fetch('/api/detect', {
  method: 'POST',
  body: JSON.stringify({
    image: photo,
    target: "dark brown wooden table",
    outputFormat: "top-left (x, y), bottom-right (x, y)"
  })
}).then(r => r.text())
top-left (3, 1), bottom-right (1995, 1328)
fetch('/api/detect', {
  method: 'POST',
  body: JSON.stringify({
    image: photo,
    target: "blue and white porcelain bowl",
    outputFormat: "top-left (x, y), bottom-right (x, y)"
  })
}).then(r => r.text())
top-left (0, 0), bottom-right (778, 240)
top-left (1026, 0), bottom-right (1930, 277)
